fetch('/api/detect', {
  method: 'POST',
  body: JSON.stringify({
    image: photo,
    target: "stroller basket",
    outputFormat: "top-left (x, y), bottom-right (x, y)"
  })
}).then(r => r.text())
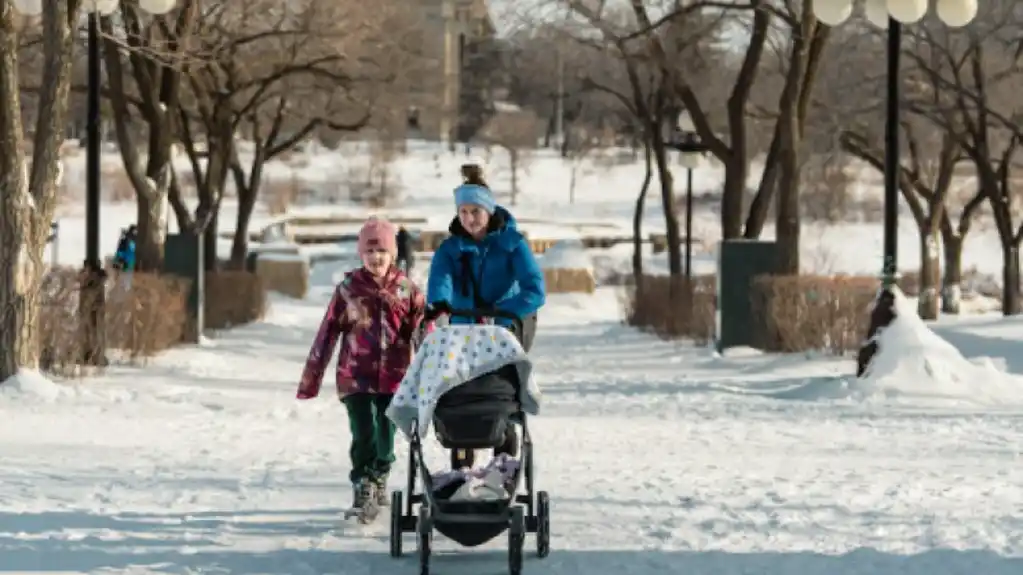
top-left (434, 498), bottom-right (515, 547)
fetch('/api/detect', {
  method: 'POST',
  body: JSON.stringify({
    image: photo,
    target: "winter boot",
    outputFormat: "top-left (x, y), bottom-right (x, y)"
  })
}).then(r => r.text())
top-left (372, 474), bottom-right (390, 507)
top-left (351, 479), bottom-right (375, 510)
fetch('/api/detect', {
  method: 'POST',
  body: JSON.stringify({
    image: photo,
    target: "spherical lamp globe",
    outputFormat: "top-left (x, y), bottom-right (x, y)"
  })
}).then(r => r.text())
top-left (887, 0), bottom-right (928, 23)
top-left (936, 0), bottom-right (978, 27)
top-left (864, 0), bottom-right (889, 29)
top-left (812, 0), bottom-right (853, 26)
top-left (139, 0), bottom-right (178, 14)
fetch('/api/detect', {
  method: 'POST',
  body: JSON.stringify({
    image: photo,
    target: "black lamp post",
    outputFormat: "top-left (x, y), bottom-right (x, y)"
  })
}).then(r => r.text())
top-left (666, 110), bottom-right (710, 289)
top-left (810, 0), bottom-right (978, 376)
top-left (80, 10), bottom-right (107, 366)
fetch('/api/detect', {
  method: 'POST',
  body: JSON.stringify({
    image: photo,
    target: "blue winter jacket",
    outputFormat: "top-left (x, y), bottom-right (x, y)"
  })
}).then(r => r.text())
top-left (427, 206), bottom-right (546, 327)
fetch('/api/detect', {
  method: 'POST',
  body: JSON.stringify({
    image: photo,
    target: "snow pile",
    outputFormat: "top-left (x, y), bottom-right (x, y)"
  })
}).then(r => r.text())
top-left (539, 238), bottom-right (592, 271)
top-left (857, 288), bottom-right (1023, 406)
top-left (0, 370), bottom-right (65, 401)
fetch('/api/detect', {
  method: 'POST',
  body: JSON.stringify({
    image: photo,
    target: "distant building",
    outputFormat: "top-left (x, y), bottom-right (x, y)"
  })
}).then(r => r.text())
top-left (411, 0), bottom-right (499, 143)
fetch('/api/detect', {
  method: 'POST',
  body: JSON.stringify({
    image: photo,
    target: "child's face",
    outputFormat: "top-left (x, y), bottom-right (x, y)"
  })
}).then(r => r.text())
top-left (362, 248), bottom-right (393, 276)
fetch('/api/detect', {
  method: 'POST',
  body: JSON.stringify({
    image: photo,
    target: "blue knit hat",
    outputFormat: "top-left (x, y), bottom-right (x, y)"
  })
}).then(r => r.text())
top-left (453, 184), bottom-right (496, 214)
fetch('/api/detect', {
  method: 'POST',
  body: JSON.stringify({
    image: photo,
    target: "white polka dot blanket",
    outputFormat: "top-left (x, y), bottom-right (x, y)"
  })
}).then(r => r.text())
top-left (385, 324), bottom-right (541, 439)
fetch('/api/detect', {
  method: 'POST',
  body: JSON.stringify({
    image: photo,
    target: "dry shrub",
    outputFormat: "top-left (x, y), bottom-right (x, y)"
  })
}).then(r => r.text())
top-left (105, 273), bottom-right (191, 360)
top-left (39, 269), bottom-right (191, 376)
top-left (38, 268), bottom-right (85, 376)
top-left (205, 270), bottom-right (268, 330)
top-left (529, 239), bottom-right (556, 254)
top-left (544, 268), bottom-right (596, 294)
top-left (254, 256), bottom-right (310, 299)
top-left (751, 275), bottom-right (876, 354)
top-left (621, 274), bottom-right (716, 344)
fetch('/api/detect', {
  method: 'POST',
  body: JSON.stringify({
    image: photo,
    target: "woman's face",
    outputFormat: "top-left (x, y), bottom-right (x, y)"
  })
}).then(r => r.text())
top-left (362, 248), bottom-right (393, 276)
top-left (458, 204), bottom-right (490, 237)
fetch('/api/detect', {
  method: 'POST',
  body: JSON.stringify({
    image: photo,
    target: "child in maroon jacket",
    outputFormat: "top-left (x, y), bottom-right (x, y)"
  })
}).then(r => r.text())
top-left (297, 217), bottom-right (427, 516)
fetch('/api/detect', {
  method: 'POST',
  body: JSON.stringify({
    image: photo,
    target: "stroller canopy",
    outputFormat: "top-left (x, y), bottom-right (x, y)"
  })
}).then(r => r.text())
top-left (386, 325), bottom-right (542, 438)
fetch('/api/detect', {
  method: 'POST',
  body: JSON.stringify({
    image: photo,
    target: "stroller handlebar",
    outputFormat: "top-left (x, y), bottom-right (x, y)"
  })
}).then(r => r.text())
top-left (417, 307), bottom-right (525, 346)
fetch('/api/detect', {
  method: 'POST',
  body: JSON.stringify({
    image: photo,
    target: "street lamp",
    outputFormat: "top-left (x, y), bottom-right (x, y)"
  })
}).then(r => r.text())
top-left (12, 0), bottom-right (179, 366)
top-left (668, 110), bottom-right (709, 289)
top-left (809, 0), bottom-right (977, 376)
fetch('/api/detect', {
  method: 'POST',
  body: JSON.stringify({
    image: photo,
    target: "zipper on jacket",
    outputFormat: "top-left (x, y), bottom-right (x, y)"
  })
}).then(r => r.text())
top-left (378, 293), bottom-right (386, 382)
top-left (478, 247), bottom-right (493, 325)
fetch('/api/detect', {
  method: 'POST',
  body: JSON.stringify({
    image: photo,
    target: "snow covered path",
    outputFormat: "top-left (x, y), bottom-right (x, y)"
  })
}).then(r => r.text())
top-left (3, 264), bottom-right (1023, 574)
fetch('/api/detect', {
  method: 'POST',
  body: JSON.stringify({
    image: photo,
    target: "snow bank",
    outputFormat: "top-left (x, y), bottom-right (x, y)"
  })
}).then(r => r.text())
top-left (858, 288), bottom-right (1023, 406)
top-left (539, 239), bottom-right (592, 271)
top-left (0, 370), bottom-right (65, 401)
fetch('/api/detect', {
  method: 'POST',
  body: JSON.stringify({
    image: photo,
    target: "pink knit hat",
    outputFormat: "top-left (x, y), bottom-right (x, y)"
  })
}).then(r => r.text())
top-left (357, 217), bottom-right (398, 257)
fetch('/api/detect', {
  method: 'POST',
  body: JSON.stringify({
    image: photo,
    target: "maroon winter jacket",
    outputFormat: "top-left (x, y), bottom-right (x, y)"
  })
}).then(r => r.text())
top-left (297, 266), bottom-right (427, 399)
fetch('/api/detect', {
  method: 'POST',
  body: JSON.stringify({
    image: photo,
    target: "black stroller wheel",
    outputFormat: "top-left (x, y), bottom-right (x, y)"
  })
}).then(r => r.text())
top-left (509, 506), bottom-right (525, 575)
top-left (417, 505), bottom-right (433, 575)
top-left (536, 491), bottom-right (550, 558)
top-left (390, 490), bottom-right (403, 558)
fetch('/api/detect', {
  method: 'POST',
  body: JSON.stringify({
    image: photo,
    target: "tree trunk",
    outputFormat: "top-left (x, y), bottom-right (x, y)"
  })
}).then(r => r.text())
top-left (1004, 244), bottom-right (1021, 316)
top-left (775, 136), bottom-right (800, 274)
top-left (720, 160), bottom-right (746, 240)
top-left (633, 137), bottom-right (654, 286)
top-left (743, 133), bottom-right (780, 239)
top-left (917, 228), bottom-right (940, 320)
top-left (0, 173), bottom-right (42, 381)
top-left (940, 233), bottom-right (963, 314)
top-left (135, 189), bottom-right (168, 272)
top-left (0, 1), bottom-right (79, 382)
top-left (230, 162), bottom-right (259, 268)
top-left (651, 132), bottom-right (682, 279)
top-left (204, 211), bottom-right (219, 271)
top-left (569, 164), bottom-right (577, 204)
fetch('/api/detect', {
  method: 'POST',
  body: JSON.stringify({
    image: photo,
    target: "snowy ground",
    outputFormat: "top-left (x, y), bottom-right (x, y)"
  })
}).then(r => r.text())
top-left (4, 254), bottom-right (1023, 574)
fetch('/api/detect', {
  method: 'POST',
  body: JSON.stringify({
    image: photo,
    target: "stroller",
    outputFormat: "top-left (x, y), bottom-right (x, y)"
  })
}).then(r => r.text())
top-left (385, 309), bottom-right (550, 575)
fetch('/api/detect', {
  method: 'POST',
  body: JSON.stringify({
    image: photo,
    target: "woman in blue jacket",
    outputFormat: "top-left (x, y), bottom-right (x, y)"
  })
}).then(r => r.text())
top-left (426, 176), bottom-right (545, 469)
top-left (426, 179), bottom-right (545, 350)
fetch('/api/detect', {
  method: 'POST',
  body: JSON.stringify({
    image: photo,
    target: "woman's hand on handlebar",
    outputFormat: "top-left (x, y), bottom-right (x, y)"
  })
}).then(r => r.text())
top-left (424, 301), bottom-right (451, 321)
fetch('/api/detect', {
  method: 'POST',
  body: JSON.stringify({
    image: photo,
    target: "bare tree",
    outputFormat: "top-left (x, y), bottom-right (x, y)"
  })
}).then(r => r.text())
top-left (100, 0), bottom-right (201, 271)
top-left (0, 1), bottom-right (82, 382)
top-left (172, 0), bottom-right (417, 268)
top-left (901, 3), bottom-right (1023, 314)
top-left (565, 125), bottom-right (602, 203)
top-left (480, 108), bottom-right (543, 205)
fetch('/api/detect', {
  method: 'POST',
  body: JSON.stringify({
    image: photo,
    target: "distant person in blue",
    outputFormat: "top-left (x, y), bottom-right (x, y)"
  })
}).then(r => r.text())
top-left (112, 225), bottom-right (137, 291)
top-left (425, 157), bottom-right (546, 353)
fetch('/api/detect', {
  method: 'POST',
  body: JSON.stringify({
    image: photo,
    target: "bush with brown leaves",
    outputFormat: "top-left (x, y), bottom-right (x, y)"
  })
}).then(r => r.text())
top-left (544, 268), bottom-right (596, 294)
top-left (39, 269), bottom-right (191, 376)
top-left (751, 275), bottom-right (876, 354)
top-left (621, 274), bottom-right (716, 345)
top-left (205, 271), bottom-right (268, 330)
top-left (106, 272), bottom-right (192, 359)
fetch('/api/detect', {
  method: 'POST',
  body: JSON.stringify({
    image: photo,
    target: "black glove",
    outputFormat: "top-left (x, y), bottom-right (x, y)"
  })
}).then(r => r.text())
top-left (424, 301), bottom-right (451, 321)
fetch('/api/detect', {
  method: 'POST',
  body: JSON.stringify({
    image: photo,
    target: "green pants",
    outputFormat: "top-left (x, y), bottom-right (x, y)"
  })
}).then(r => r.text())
top-left (343, 393), bottom-right (396, 484)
